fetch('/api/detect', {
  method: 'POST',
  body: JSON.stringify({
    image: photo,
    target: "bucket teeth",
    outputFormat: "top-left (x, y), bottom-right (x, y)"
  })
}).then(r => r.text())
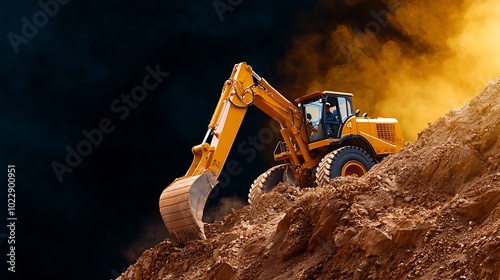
top-left (159, 170), bottom-right (218, 242)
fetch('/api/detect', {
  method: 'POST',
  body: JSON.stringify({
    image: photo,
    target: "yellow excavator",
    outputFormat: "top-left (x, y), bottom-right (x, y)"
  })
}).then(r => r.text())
top-left (159, 62), bottom-right (404, 242)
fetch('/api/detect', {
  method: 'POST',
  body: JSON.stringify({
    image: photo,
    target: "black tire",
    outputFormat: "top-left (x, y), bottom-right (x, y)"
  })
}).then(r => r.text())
top-left (315, 146), bottom-right (375, 187)
top-left (248, 164), bottom-right (291, 205)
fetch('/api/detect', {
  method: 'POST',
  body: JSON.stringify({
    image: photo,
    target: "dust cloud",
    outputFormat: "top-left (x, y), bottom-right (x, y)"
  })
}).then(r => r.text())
top-left (281, 0), bottom-right (500, 141)
top-left (122, 218), bottom-right (168, 263)
top-left (122, 196), bottom-right (246, 262)
top-left (203, 196), bottom-right (247, 223)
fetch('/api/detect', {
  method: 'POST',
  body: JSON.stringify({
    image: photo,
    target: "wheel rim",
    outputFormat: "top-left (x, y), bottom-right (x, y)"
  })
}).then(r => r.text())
top-left (341, 160), bottom-right (367, 176)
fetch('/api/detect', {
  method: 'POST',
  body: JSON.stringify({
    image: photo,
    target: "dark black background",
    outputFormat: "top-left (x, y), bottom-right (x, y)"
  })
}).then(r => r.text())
top-left (0, 1), bottom-right (391, 279)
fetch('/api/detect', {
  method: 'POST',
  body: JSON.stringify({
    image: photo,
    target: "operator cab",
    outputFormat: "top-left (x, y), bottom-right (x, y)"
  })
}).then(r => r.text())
top-left (296, 91), bottom-right (355, 142)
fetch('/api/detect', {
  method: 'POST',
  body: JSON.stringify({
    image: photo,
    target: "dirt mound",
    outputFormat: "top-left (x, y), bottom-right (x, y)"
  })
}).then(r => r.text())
top-left (117, 79), bottom-right (500, 280)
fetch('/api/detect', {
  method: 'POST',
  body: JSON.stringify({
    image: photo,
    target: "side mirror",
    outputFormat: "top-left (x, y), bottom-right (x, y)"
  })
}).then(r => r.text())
top-left (355, 109), bottom-right (360, 117)
top-left (362, 112), bottom-right (368, 118)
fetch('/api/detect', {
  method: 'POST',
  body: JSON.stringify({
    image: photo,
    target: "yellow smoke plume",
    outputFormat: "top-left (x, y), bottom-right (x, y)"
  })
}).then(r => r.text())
top-left (281, 0), bottom-right (500, 141)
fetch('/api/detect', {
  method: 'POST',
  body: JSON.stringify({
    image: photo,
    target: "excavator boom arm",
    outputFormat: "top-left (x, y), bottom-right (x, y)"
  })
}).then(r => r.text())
top-left (159, 62), bottom-right (311, 242)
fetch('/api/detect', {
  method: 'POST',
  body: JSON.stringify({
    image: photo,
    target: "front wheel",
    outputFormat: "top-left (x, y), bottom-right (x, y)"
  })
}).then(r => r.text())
top-left (248, 164), bottom-right (294, 205)
top-left (315, 146), bottom-right (375, 187)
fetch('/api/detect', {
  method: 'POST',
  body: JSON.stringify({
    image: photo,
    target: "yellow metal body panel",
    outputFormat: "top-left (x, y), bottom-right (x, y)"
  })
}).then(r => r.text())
top-left (341, 117), bottom-right (404, 155)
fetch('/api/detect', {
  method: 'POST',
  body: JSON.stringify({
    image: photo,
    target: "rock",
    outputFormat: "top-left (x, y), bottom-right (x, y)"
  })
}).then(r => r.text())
top-left (182, 261), bottom-right (189, 272)
top-left (308, 211), bottom-right (342, 251)
top-left (213, 248), bottom-right (220, 260)
top-left (404, 196), bottom-right (414, 203)
top-left (357, 227), bottom-right (392, 256)
top-left (132, 270), bottom-right (142, 280)
top-left (214, 262), bottom-right (237, 280)
top-left (334, 227), bottom-right (358, 247)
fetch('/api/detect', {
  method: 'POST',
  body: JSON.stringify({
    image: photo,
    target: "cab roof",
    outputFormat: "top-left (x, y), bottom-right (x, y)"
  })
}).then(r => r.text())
top-left (294, 91), bottom-right (354, 104)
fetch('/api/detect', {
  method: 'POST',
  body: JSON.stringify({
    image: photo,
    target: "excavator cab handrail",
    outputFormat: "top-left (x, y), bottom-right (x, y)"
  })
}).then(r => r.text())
top-left (273, 141), bottom-right (288, 156)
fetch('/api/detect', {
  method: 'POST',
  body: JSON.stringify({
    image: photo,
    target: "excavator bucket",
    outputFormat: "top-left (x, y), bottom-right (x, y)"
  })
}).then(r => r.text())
top-left (159, 170), bottom-right (218, 242)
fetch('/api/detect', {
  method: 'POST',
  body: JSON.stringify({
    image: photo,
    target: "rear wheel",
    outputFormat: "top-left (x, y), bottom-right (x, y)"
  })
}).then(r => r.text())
top-left (248, 164), bottom-right (294, 204)
top-left (315, 146), bottom-right (375, 187)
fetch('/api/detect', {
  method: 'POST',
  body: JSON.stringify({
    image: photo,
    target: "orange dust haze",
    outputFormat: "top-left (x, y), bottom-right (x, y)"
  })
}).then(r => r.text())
top-left (280, 0), bottom-right (500, 141)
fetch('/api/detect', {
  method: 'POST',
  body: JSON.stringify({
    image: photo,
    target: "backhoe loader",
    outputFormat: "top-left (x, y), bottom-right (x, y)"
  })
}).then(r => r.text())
top-left (159, 62), bottom-right (404, 242)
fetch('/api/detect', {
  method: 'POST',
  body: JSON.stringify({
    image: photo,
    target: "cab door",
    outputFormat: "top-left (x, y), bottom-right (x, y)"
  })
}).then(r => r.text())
top-left (303, 100), bottom-right (326, 142)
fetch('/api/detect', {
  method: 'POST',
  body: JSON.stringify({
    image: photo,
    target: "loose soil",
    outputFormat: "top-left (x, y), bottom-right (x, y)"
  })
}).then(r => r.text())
top-left (118, 79), bottom-right (500, 280)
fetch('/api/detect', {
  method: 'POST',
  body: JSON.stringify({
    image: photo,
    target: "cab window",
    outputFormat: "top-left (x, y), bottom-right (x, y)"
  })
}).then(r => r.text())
top-left (304, 101), bottom-right (324, 142)
top-left (337, 97), bottom-right (353, 122)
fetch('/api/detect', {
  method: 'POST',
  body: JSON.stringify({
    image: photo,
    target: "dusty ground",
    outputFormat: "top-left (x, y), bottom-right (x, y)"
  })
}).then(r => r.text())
top-left (118, 79), bottom-right (500, 280)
